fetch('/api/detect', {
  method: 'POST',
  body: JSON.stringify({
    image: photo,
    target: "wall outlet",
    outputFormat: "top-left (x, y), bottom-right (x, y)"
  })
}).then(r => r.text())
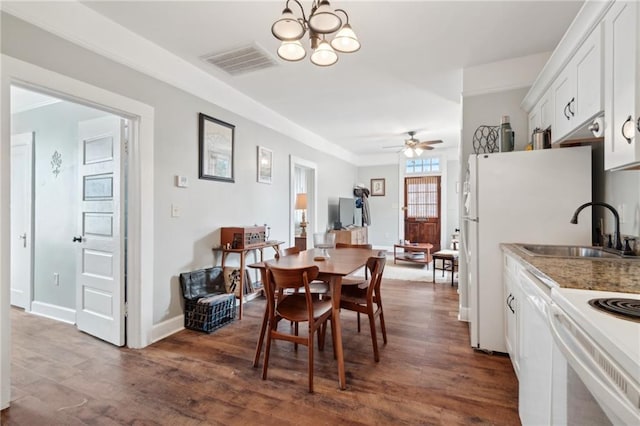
top-left (171, 204), bottom-right (180, 218)
top-left (53, 272), bottom-right (59, 286)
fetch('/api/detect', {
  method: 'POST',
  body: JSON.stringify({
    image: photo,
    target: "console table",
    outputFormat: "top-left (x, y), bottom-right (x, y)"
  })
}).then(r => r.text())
top-left (393, 243), bottom-right (433, 267)
top-left (212, 240), bottom-right (283, 319)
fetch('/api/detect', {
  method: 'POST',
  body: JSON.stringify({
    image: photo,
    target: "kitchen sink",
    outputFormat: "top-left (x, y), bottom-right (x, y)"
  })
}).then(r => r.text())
top-left (517, 244), bottom-right (621, 259)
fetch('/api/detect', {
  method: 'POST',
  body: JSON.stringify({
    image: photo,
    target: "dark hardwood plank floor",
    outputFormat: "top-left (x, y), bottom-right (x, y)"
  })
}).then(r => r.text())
top-left (2, 279), bottom-right (519, 425)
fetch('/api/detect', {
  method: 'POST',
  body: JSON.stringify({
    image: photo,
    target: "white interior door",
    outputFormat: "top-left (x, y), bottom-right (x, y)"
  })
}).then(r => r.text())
top-left (76, 116), bottom-right (125, 346)
top-left (10, 132), bottom-right (34, 309)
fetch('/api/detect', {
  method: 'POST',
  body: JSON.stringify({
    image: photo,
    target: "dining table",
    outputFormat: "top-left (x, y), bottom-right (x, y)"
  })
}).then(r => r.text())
top-left (248, 247), bottom-right (382, 390)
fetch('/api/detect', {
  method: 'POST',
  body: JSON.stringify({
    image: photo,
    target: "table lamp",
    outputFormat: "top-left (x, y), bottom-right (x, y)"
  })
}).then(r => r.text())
top-left (295, 193), bottom-right (308, 237)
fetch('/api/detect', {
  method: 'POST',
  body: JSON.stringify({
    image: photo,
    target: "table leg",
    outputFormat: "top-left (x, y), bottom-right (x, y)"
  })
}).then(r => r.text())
top-left (393, 245), bottom-right (397, 264)
top-left (329, 275), bottom-right (346, 390)
top-left (253, 268), bottom-right (269, 368)
top-left (238, 251), bottom-right (246, 320)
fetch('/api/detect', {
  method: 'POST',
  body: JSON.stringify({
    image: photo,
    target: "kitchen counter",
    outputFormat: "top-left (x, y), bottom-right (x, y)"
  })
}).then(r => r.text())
top-left (501, 243), bottom-right (640, 294)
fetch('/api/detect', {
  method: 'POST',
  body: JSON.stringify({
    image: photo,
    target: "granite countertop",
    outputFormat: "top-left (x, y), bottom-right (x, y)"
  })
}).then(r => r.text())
top-left (501, 243), bottom-right (640, 294)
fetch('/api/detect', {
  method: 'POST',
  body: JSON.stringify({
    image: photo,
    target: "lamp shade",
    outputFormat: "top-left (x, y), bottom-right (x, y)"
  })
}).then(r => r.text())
top-left (310, 39), bottom-right (338, 66)
top-left (295, 193), bottom-right (308, 209)
top-left (308, 0), bottom-right (342, 34)
top-left (277, 40), bottom-right (306, 61)
top-left (271, 8), bottom-right (305, 41)
top-left (330, 23), bottom-right (360, 53)
top-left (404, 147), bottom-right (414, 158)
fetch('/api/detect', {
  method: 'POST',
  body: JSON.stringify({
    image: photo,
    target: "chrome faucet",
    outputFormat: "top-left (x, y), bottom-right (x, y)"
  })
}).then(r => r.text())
top-left (570, 202), bottom-right (623, 251)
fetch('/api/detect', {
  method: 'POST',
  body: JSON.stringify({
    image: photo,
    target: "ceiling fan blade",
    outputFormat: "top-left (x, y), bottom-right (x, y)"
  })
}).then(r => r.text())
top-left (417, 139), bottom-right (443, 147)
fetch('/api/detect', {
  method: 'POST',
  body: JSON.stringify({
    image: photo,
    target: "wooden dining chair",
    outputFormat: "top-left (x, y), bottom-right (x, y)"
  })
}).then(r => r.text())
top-left (340, 255), bottom-right (387, 362)
top-left (262, 264), bottom-right (334, 393)
top-left (253, 247), bottom-right (330, 368)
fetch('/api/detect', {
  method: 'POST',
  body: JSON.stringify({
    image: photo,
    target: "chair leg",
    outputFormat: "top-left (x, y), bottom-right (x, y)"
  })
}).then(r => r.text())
top-left (368, 308), bottom-right (380, 362)
top-left (294, 322), bottom-right (299, 351)
top-left (357, 312), bottom-right (361, 333)
top-left (253, 307), bottom-right (269, 368)
top-left (318, 320), bottom-right (327, 350)
top-left (379, 306), bottom-right (388, 345)
top-left (308, 327), bottom-right (315, 393)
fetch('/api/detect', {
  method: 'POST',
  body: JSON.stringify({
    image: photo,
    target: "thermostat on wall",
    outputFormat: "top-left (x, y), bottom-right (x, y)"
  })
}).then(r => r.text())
top-left (175, 175), bottom-right (188, 188)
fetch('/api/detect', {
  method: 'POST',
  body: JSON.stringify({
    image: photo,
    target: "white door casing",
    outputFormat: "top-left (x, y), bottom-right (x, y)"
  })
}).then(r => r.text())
top-left (10, 132), bottom-right (34, 309)
top-left (76, 116), bottom-right (125, 346)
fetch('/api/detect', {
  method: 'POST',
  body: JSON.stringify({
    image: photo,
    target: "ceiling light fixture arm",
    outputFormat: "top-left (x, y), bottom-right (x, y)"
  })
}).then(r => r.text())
top-left (334, 8), bottom-right (350, 25)
top-left (285, 0), bottom-right (308, 27)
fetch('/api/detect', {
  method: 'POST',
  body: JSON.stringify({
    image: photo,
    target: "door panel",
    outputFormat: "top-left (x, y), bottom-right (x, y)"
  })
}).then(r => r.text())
top-left (76, 116), bottom-right (124, 346)
top-left (404, 176), bottom-right (441, 252)
top-left (10, 132), bottom-right (34, 309)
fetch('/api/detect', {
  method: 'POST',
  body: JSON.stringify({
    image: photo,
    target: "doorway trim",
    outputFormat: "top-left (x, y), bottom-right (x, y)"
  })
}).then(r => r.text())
top-left (1, 55), bottom-right (155, 409)
top-left (289, 156), bottom-right (317, 246)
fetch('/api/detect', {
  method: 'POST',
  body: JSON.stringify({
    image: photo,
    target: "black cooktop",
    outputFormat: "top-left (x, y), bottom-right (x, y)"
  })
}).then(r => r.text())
top-left (588, 298), bottom-right (640, 322)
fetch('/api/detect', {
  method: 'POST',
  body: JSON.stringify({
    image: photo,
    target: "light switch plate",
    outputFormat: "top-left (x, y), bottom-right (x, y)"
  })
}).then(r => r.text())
top-left (171, 204), bottom-right (180, 218)
top-left (175, 175), bottom-right (188, 188)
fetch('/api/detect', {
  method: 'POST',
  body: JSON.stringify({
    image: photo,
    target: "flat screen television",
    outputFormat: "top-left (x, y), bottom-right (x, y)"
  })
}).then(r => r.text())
top-left (338, 197), bottom-right (355, 228)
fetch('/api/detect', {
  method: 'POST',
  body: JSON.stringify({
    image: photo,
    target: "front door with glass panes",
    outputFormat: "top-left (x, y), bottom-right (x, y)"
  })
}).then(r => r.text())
top-left (403, 157), bottom-right (441, 252)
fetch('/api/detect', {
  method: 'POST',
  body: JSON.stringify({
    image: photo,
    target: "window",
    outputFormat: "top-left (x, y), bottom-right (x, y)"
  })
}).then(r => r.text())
top-left (405, 157), bottom-right (440, 174)
top-left (406, 176), bottom-right (440, 219)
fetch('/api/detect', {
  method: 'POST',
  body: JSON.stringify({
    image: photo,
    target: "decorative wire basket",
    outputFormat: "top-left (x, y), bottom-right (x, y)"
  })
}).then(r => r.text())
top-left (472, 125), bottom-right (500, 154)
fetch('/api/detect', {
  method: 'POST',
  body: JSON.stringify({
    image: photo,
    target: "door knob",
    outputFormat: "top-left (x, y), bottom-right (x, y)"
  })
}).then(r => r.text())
top-left (72, 236), bottom-right (84, 243)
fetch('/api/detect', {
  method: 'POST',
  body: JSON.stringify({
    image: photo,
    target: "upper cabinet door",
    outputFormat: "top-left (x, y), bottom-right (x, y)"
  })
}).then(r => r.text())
top-left (552, 67), bottom-right (575, 142)
top-left (603, 1), bottom-right (640, 170)
top-left (574, 25), bottom-right (603, 124)
top-left (539, 90), bottom-right (553, 131)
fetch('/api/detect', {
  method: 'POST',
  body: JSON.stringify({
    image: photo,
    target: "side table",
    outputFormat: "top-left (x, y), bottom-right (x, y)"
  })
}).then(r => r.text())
top-left (432, 250), bottom-right (459, 286)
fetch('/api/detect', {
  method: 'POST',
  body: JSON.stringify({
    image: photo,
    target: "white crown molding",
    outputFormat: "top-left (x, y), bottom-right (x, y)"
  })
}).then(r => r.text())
top-left (462, 52), bottom-right (550, 98)
top-left (521, 0), bottom-right (614, 112)
top-left (1, 1), bottom-right (358, 165)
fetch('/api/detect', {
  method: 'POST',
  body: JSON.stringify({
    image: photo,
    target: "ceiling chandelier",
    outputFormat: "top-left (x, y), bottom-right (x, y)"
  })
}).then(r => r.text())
top-left (271, 0), bottom-right (361, 67)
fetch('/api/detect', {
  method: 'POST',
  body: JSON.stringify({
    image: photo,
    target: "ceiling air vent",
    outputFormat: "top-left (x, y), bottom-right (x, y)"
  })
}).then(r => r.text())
top-left (201, 44), bottom-right (277, 76)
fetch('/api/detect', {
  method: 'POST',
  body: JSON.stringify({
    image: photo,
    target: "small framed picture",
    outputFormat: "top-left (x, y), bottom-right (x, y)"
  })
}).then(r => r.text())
top-left (371, 178), bottom-right (385, 196)
top-left (257, 146), bottom-right (273, 184)
top-left (199, 113), bottom-right (234, 182)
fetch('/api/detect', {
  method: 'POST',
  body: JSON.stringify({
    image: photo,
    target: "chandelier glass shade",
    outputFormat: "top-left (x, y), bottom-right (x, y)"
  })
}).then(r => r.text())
top-left (271, 0), bottom-right (360, 66)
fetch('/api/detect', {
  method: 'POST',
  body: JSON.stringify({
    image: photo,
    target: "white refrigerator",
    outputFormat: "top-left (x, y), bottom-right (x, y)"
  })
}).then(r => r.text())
top-left (461, 146), bottom-right (592, 353)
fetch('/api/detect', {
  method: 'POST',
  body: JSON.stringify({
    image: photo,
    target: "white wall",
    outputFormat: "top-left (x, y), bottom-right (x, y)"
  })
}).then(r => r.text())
top-left (12, 101), bottom-right (108, 309)
top-left (1, 13), bottom-right (358, 327)
top-left (358, 148), bottom-right (459, 250)
top-left (356, 164), bottom-right (400, 248)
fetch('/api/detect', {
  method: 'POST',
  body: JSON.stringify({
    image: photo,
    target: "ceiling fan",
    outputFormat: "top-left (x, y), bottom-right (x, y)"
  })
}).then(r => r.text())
top-left (383, 131), bottom-right (443, 157)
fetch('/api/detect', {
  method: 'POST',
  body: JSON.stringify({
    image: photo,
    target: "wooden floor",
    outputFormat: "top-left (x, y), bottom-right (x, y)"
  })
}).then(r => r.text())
top-left (2, 279), bottom-right (519, 425)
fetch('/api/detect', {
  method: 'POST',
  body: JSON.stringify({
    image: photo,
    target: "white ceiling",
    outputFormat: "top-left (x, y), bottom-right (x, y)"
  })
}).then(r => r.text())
top-left (73, 1), bottom-right (582, 157)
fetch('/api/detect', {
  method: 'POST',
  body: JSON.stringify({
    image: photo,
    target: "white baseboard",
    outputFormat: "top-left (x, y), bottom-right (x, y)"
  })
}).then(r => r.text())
top-left (151, 314), bottom-right (184, 343)
top-left (458, 306), bottom-right (470, 322)
top-left (30, 301), bottom-right (76, 324)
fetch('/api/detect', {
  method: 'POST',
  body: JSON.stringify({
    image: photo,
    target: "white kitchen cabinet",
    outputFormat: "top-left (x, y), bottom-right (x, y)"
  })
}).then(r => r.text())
top-left (552, 25), bottom-right (603, 143)
top-left (503, 252), bottom-right (521, 377)
top-left (603, 1), bottom-right (640, 170)
top-left (528, 90), bottom-right (552, 137)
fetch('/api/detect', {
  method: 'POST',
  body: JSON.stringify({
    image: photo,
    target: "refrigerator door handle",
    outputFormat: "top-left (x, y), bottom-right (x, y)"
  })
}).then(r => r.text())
top-left (462, 216), bottom-right (479, 222)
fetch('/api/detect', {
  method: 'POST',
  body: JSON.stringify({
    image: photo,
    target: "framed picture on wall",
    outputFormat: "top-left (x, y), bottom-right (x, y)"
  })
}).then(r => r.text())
top-left (198, 113), bottom-right (235, 182)
top-left (257, 146), bottom-right (273, 184)
top-left (371, 178), bottom-right (385, 196)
